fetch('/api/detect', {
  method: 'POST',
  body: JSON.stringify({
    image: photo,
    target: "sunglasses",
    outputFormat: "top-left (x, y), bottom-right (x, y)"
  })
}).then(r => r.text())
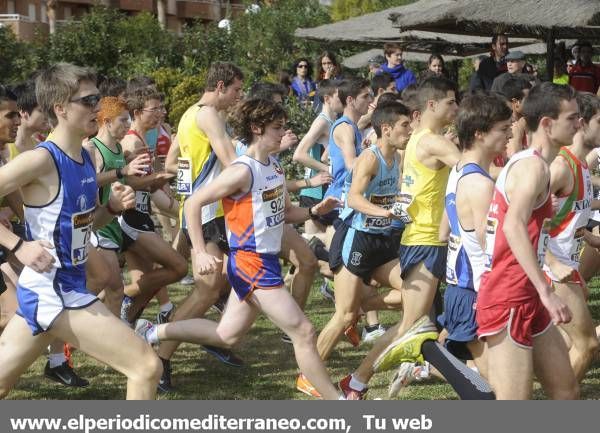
top-left (297, 64), bottom-right (309, 68)
top-left (70, 93), bottom-right (101, 108)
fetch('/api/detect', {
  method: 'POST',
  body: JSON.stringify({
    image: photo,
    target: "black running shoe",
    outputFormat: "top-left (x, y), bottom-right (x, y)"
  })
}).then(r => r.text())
top-left (158, 357), bottom-right (173, 393)
top-left (210, 295), bottom-right (228, 315)
top-left (201, 345), bottom-right (244, 367)
top-left (156, 305), bottom-right (174, 324)
top-left (44, 361), bottom-right (89, 388)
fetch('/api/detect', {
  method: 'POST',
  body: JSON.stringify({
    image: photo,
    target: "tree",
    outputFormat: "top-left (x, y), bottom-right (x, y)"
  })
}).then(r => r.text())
top-left (0, 27), bottom-right (44, 84)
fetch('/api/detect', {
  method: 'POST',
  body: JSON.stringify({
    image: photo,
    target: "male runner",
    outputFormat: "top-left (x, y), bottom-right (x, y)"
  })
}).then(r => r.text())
top-left (477, 82), bottom-right (579, 400)
top-left (543, 91), bottom-right (600, 382)
top-left (0, 63), bottom-right (161, 399)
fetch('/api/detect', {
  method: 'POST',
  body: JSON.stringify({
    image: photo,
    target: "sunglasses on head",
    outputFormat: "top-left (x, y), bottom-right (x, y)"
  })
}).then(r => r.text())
top-left (70, 93), bottom-right (101, 108)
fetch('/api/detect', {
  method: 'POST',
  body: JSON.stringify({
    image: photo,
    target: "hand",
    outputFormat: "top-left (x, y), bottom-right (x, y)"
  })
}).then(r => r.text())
top-left (540, 291), bottom-right (572, 325)
top-left (280, 130), bottom-right (298, 152)
top-left (551, 194), bottom-right (560, 214)
top-left (109, 182), bottom-right (135, 212)
top-left (311, 196), bottom-right (342, 216)
top-left (151, 172), bottom-right (176, 191)
top-left (123, 152), bottom-right (151, 177)
top-left (309, 171), bottom-right (332, 187)
top-left (194, 251), bottom-right (222, 275)
top-left (361, 137), bottom-right (372, 150)
top-left (0, 208), bottom-right (12, 230)
top-left (549, 260), bottom-right (573, 283)
top-left (15, 240), bottom-right (55, 273)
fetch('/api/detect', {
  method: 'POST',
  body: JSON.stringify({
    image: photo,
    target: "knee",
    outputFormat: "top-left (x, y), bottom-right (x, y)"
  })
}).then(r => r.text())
top-left (584, 336), bottom-right (600, 357)
top-left (336, 310), bottom-right (358, 330)
top-left (172, 257), bottom-right (188, 280)
top-left (217, 332), bottom-right (239, 349)
top-left (289, 319), bottom-right (317, 345)
top-left (134, 349), bottom-right (163, 383)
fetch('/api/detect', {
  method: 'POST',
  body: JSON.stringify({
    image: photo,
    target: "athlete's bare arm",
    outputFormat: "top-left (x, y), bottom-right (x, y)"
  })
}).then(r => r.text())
top-left (418, 134), bottom-right (461, 169)
top-left (347, 150), bottom-right (391, 218)
top-left (549, 154), bottom-right (574, 197)
top-left (121, 136), bottom-right (173, 190)
top-left (439, 210), bottom-right (450, 242)
top-left (503, 158), bottom-right (571, 325)
top-left (183, 163), bottom-right (250, 274)
top-left (284, 192), bottom-right (340, 224)
top-left (585, 148), bottom-right (599, 169)
top-left (93, 182), bottom-right (136, 230)
top-left (333, 123), bottom-right (358, 171)
top-left (165, 135), bottom-right (180, 175)
top-left (197, 106), bottom-right (237, 167)
top-left (460, 174), bottom-right (494, 247)
top-left (293, 117), bottom-right (330, 173)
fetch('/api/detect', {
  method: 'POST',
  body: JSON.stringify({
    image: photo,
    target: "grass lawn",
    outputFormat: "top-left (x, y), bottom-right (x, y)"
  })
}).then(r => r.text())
top-left (6, 271), bottom-right (600, 400)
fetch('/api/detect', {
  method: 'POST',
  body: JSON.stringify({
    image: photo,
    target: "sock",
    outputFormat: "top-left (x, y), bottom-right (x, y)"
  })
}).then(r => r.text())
top-left (160, 302), bottom-right (173, 313)
top-left (349, 374), bottom-right (367, 391)
top-left (365, 324), bottom-right (380, 333)
top-left (48, 352), bottom-right (67, 368)
top-left (421, 340), bottom-right (495, 400)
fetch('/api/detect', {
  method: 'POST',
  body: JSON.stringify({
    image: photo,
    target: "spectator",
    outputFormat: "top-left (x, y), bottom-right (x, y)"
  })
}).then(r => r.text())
top-left (467, 55), bottom-right (487, 92)
top-left (490, 51), bottom-right (535, 93)
top-left (290, 58), bottom-right (317, 104)
top-left (367, 54), bottom-right (386, 79)
top-left (420, 54), bottom-right (448, 81)
top-left (568, 40), bottom-right (600, 94)
top-left (471, 33), bottom-right (509, 92)
top-left (379, 42), bottom-right (416, 93)
top-left (316, 51), bottom-right (343, 82)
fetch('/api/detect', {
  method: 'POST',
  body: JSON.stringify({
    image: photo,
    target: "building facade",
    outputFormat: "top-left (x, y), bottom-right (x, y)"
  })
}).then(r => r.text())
top-left (0, 0), bottom-right (246, 40)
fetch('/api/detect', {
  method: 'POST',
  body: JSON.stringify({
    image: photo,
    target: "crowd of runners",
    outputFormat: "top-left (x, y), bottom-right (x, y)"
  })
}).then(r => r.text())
top-left (0, 37), bottom-right (600, 401)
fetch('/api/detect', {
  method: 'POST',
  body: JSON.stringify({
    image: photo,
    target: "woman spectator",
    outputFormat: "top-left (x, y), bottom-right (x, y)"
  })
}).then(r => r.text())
top-left (290, 58), bottom-right (317, 104)
top-left (316, 51), bottom-right (343, 82)
top-left (420, 54), bottom-right (448, 81)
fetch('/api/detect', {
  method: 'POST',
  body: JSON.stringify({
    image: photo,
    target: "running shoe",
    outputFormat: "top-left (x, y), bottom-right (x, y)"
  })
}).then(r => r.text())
top-left (44, 361), bottom-right (89, 388)
top-left (281, 333), bottom-right (293, 344)
top-left (344, 319), bottom-right (361, 347)
top-left (156, 305), bottom-right (174, 324)
top-left (338, 374), bottom-right (367, 400)
top-left (318, 279), bottom-right (335, 302)
top-left (158, 357), bottom-right (173, 393)
top-left (179, 274), bottom-right (195, 285)
top-left (362, 324), bottom-right (386, 343)
top-left (388, 361), bottom-right (430, 398)
top-left (134, 319), bottom-right (156, 345)
top-left (296, 373), bottom-right (322, 399)
top-left (201, 345), bottom-right (244, 367)
top-left (373, 315), bottom-right (438, 372)
top-left (63, 343), bottom-right (74, 368)
top-left (210, 294), bottom-right (228, 315)
top-left (120, 295), bottom-right (133, 324)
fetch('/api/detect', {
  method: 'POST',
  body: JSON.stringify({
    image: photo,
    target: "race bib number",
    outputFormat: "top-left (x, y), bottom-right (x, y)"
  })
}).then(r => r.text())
top-left (570, 226), bottom-right (586, 263)
top-left (537, 218), bottom-right (551, 267)
top-left (71, 208), bottom-right (94, 265)
top-left (177, 157), bottom-right (192, 195)
top-left (135, 191), bottom-right (150, 214)
top-left (484, 217), bottom-right (498, 270)
top-left (445, 233), bottom-right (461, 285)
top-left (393, 193), bottom-right (414, 224)
top-left (262, 185), bottom-right (285, 228)
top-left (364, 193), bottom-right (395, 228)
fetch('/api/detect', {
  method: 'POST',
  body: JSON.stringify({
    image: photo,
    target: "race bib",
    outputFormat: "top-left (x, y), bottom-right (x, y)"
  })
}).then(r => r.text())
top-left (262, 185), bottom-right (285, 228)
top-left (537, 218), bottom-right (551, 267)
top-left (71, 208), bottom-right (94, 265)
top-left (484, 217), bottom-right (498, 270)
top-left (135, 191), bottom-right (150, 214)
top-left (570, 226), bottom-right (586, 263)
top-left (445, 233), bottom-right (461, 285)
top-left (364, 193), bottom-right (395, 228)
top-left (177, 157), bottom-right (192, 196)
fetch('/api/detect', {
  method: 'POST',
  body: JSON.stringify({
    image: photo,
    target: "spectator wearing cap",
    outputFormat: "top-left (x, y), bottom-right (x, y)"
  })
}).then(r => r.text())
top-left (471, 33), bottom-right (509, 91)
top-left (367, 54), bottom-right (385, 79)
top-left (379, 42), bottom-right (416, 93)
top-left (568, 40), bottom-right (600, 93)
top-left (490, 51), bottom-right (535, 93)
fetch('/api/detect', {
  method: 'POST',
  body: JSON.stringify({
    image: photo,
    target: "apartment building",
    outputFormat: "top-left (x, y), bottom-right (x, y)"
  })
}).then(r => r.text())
top-left (0, 0), bottom-right (246, 40)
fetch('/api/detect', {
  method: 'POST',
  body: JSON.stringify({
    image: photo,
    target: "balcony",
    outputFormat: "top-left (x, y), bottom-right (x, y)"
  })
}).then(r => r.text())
top-left (176, 0), bottom-right (245, 20)
top-left (117, 0), bottom-right (154, 11)
top-left (0, 14), bottom-right (48, 41)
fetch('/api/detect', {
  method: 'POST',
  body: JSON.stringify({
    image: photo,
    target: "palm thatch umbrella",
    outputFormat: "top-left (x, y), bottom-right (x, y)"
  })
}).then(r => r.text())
top-left (389, 0), bottom-right (600, 79)
top-left (342, 48), bottom-right (464, 69)
top-left (295, 7), bottom-right (536, 56)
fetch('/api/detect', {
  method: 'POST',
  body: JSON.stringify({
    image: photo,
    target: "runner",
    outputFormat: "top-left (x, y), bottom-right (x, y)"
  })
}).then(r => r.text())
top-left (543, 91), bottom-right (600, 382)
top-left (0, 64), bottom-right (161, 399)
top-left (476, 82), bottom-right (579, 400)
top-left (135, 98), bottom-right (344, 400)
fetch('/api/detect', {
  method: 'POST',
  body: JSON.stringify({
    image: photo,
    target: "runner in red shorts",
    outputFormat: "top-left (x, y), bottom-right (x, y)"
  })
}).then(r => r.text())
top-left (476, 83), bottom-right (579, 400)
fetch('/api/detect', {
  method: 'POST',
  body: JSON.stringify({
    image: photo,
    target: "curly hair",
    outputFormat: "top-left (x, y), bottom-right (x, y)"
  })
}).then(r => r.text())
top-left (98, 96), bottom-right (128, 125)
top-left (228, 98), bottom-right (287, 144)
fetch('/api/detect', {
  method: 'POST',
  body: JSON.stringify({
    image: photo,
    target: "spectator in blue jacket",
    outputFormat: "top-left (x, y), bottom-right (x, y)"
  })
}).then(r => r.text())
top-left (380, 42), bottom-right (416, 92)
top-left (290, 58), bottom-right (317, 105)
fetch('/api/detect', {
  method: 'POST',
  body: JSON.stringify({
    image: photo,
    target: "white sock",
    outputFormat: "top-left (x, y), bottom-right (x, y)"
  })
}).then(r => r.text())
top-left (159, 302), bottom-right (173, 313)
top-left (349, 374), bottom-right (366, 391)
top-left (48, 352), bottom-right (67, 368)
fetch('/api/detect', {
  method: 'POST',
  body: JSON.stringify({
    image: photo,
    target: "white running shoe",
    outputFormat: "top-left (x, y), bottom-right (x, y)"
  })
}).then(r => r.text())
top-left (134, 319), bottom-right (156, 345)
top-left (388, 361), bottom-right (431, 398)
top-left (179, 275), bottom-right (195, 285)
top-left (362, 324), bottom-right (386, 343)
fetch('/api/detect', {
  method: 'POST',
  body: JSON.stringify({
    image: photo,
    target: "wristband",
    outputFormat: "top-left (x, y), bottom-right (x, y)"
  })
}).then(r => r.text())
top-left (115, 167), bottom-right (123, 179)
top-left (10, 238), bottom-right (23, 254)
top-left (107, 201), bottom-right (121, 216)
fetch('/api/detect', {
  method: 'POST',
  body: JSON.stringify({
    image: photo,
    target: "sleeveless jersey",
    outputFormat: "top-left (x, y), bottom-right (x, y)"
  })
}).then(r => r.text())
top-left (445, 163), bottom-right (491, 292)
top-left (324, 115), bottom-right (362, 201)
top-left (145, 127), bottom-right (158, 152)
top-left (177, 104), bottom-right (223, 228)
top-left (91, 137), bottom-right (126, 206)
top-left (24, 141), bottom-right (97, 278)
top-left (400, 128), bottom-right (450, 246)
top-left (300, 112), bottom-right (333, 201)
top-left (155, 124), bottom-right (171, 157)
top-left (223, 155), bottom-right (286, 255)
top-left (341, 146), bottom-right (399, 235)
top-left (546, 147), bottom-right (592, 270)
top-left (478, 148), bottom-right (553, 308)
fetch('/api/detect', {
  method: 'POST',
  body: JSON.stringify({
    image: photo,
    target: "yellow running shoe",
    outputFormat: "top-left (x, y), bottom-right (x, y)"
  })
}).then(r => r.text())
top-left (373, 315), bottom-right (438, 372)
top-left (296, 373), bottom-right (322, 399)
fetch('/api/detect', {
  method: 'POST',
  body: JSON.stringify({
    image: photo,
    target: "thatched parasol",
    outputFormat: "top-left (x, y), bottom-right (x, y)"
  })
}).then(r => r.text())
top-left (389, 0), bottom-right (600, 79)
top-left (341, 48), bottom-right (465, 69)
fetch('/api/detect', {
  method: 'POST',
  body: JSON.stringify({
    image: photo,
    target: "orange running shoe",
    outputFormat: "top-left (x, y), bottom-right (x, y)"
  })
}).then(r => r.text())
top-left (344, 321), bottom-right (361, 347)
top-left (296, 373), bottom-right (322, 399)
top-left (63, 343), bottom-right (73, 368)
